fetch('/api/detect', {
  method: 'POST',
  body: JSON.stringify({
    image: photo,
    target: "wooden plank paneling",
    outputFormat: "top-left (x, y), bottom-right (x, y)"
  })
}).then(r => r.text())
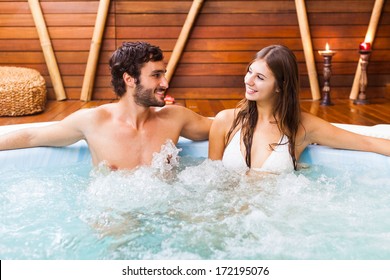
top-left (0, 0), bottom-right (388, 101)
top-left (0, 14), bottom-right (116, 27)
top-left (0, 26), bottom-right (115, 39)
top-left (0, 39), bottom-right (115, 51)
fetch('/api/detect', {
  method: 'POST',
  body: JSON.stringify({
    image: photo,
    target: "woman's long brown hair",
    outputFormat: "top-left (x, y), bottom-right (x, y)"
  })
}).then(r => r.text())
top-left (226, 45), bottom-right (301, 170)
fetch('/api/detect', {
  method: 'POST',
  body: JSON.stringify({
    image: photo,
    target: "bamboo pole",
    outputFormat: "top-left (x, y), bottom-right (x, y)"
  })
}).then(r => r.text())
top-left (80, 0), bottom-right (111, 101)
top-left (28, 0), bottom-right (66, 100)
top-left (165, 0), bottom-right (204, 84)
top-left (295, 0), bottom-right (321, 100)
top-left (349, 0), bottom-right (384, 100)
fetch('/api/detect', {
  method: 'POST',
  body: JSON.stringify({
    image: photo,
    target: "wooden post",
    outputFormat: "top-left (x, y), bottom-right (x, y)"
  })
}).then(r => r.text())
top-left (165, 0), bottom-right (204, 84)
top-left (295, 0), bottom-right (321, 100)
top-left (28, 0), bottom-right (66, 100)
top-left (349, 0), bottom-right (384, 100)
top-left (80, 0), bottom-right (111, 101)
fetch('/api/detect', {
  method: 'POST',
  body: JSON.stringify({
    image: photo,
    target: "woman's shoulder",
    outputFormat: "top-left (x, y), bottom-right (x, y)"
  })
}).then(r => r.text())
top-left (215, 108), bottom-right (236, 121)
top-left (298, 111), bottom-right (337, 143)
top-left (211, 109), bottom-right (238, 135)
top-left (300, 111), bottom-right (329, 129)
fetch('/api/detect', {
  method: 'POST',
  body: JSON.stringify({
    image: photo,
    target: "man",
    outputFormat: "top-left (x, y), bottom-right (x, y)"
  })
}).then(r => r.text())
top-left (0, 42), bottom-right (212, 170)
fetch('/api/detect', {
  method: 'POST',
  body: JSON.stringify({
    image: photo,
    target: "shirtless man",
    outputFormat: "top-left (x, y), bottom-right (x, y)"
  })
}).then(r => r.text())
top-left (0, 41), bottom-right (212, 170)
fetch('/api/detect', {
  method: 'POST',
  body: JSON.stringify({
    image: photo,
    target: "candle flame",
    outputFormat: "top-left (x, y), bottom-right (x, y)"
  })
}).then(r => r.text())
top-left (325, 43), bottom-right (330, 51)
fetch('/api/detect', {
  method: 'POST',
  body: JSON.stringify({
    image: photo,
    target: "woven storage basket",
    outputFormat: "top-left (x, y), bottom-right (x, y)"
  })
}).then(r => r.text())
top-left (0, 66), bottom-right (47, 116)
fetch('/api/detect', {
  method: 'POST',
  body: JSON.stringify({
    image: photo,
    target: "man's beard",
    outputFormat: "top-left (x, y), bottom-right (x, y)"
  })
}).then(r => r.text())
top-left (133, 83), bottom-right (166, 107)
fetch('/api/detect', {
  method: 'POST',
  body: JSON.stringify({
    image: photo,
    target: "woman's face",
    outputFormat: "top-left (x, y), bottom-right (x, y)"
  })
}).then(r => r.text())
top-left (244, 59), bottom-right (278, 103)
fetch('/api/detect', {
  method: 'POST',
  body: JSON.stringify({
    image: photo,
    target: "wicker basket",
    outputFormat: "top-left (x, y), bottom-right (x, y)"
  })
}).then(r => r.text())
top-left (0, 66), bottom-right (47, 116)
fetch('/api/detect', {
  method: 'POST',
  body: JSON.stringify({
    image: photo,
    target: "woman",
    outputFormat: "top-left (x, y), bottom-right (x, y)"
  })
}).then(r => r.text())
top-left (209, 45), bottom-right (390, 174)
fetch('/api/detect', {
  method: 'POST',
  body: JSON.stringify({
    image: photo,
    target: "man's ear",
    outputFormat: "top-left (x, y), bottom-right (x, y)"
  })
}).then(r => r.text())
top-left (123, 72), bottom-right (136, 87)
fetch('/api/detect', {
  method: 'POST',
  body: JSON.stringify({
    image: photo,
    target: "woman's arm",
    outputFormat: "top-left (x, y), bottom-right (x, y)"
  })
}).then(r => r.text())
top-left (208, 109), bottom-right (235, 160)
top-left (302, 112), bottom-right (390, 156)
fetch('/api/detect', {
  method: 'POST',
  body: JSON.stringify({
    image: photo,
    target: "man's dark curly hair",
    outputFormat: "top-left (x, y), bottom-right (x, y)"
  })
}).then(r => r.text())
top-left (109, 41), bottom-right (164, 97)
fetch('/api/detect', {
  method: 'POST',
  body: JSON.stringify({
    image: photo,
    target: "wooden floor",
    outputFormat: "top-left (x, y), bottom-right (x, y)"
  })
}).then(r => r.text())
top-left (1, 98), bottom-right (390, 126)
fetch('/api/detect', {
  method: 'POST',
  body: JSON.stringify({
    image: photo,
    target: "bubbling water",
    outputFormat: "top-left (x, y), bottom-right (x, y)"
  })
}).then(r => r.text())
top-left (1, 141), bottom-right (390, 260)
top-left (151, 139), bottom-right (181, 172)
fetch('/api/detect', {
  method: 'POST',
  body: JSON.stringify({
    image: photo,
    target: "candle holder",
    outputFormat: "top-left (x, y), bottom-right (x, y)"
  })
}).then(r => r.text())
top-left (318, 48), bottom-right (336, 106)
top-left (354, 46), bottom-right (372, 105)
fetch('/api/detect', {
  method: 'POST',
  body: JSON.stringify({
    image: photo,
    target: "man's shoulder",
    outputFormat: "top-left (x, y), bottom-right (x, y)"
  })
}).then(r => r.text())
top-left (155, 104), bottom-right (191, 116)
top-left (89, 103), bottom-right (119, 116)
top-left (66, 103), bottom-right (115, 125)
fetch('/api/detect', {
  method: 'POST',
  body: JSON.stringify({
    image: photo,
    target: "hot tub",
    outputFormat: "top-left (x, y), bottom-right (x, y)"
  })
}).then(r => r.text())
top-left (1, 122), bottom-right (389, 260)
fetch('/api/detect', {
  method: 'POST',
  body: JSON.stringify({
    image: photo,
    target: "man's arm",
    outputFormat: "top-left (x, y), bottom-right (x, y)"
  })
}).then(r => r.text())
top-left (178, 106), bottom-right (213, 141)
top-left (0, 110), bottom-right (88, 151)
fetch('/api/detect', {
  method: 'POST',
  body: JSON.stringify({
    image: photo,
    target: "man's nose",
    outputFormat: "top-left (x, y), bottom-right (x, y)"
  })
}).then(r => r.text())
top-left (161, 76), bottom-right (169, 88)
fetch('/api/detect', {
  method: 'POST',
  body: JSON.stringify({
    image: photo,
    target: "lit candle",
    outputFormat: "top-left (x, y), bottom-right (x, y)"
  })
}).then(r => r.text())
top-left (318, 42), bottom-right (335, 56)
top-left (359, 42), bottom-right (371, 51)
top-left (325, 42), bottom-right (331, 52)
top-left (318, 42), bottom-right (336, 106)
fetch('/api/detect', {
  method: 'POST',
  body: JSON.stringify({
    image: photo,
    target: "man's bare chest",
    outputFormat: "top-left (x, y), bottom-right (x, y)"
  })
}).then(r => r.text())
top-left (86, 124), bottom-right (181, 168)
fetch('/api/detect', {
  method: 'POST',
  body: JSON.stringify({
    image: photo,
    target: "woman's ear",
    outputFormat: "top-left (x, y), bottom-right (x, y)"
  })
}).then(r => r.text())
top-left (274, 81), bottom-right (281, 93)
top-left (123, 72), bottom-right (136, 87)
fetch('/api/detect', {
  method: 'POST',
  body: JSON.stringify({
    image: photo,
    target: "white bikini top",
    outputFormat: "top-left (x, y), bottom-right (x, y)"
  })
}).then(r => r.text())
top-left (222, 129), bottom-right (294, 174)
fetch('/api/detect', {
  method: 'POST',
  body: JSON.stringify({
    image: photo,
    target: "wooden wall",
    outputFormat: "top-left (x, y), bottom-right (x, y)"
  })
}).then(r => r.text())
top-left (0, 0), bottom-right (389, 101)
